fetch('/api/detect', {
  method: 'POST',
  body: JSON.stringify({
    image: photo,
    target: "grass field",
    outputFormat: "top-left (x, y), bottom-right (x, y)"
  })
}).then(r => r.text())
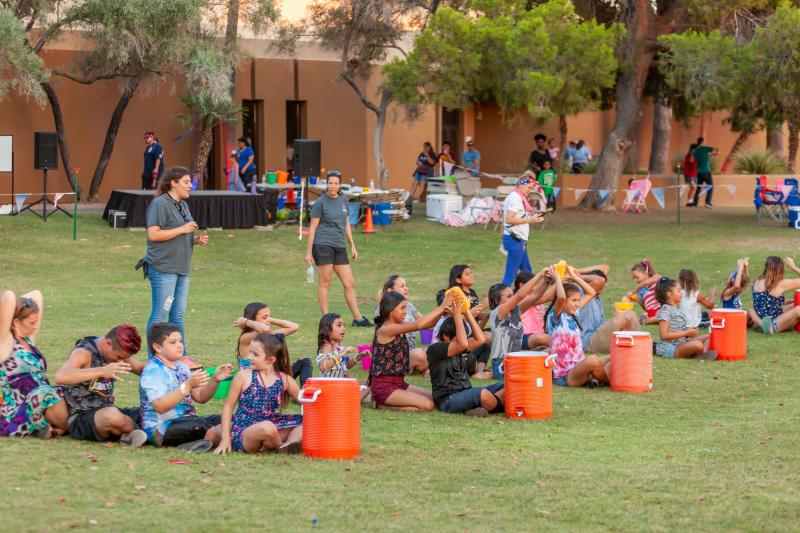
top-left (1, 206), bottom-right (799, 532)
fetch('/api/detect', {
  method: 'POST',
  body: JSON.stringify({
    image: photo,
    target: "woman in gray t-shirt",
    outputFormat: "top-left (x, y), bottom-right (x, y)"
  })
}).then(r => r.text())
top-left (143, 167), bottom-right (208, 353)
top-left (305, 171), bottom-right (371, 327)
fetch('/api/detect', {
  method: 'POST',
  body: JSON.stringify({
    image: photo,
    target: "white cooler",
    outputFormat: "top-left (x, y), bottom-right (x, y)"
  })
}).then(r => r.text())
top-left (426, 194), bottom-right (463, 221)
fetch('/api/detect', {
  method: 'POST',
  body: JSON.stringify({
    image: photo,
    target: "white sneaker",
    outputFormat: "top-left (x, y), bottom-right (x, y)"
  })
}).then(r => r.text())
top-left (120, 429), bottom-right (147, 448)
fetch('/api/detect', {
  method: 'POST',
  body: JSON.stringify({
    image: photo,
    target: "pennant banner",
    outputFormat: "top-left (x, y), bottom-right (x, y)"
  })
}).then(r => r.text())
top-left (782, 184), bottom-right (794, 198)
top-left (698, 184), bottom-right (713, 197)
top-left (53, 192), bottom-right (65, 209)
top-left (651, 187), bottom-right (665, 209)
top-left (573, 188), bottom-right (586, 201)
top-left (14, 194), bottom-right (30, 212)
top-left (625, 189), bottom-right (637, 203)
top-left (552, 186), bottom-right (561, 199)
top-left (680, 184), bottom-right (688, 198)
top-left (725, 184), bottom-right (737, 199)
top-left (598, 189), bottom-right (611, 205)
top-left (443, 162), bottom-right (454, 176)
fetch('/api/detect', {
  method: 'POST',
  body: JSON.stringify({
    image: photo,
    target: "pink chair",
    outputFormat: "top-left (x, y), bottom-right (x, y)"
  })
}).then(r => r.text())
top-left (621, 178), bottom-right (652, 213)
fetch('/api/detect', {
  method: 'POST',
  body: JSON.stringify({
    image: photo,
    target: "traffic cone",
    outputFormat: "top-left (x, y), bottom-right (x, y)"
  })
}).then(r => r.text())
top-left (363, 206), bottom-right (375, 234)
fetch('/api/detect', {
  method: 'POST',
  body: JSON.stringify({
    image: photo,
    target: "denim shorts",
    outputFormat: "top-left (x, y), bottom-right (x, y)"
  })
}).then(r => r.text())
top-left (492, 358), bottom-right (503, 380)
top-left (437, 383), bottom-right (504, 414)
top-left (655, 342), bottom-right (676, 358)
top-left (553, 374), bottom-right (569, 387)
top-left (413, 171), bottom-right (429, 183)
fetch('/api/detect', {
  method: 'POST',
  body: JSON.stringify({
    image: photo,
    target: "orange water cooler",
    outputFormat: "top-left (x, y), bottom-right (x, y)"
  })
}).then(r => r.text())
top-left (610, 331), bottom-right (653, 392)
top-left (500, 351), bottom-right (556, 420)
top-left (795, 290), bottom-right (800, 332)
top-left (709, 309), bottom-right (747, 361)
top-left (297, 377), bottom-right (361, 459)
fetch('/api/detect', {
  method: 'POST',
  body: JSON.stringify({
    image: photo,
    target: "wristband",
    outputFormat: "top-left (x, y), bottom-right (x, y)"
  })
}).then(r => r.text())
top-left (180, 382), bottom-right (188, 395)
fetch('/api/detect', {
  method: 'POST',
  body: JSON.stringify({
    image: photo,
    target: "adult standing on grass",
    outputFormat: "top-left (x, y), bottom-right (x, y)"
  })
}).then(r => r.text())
top-left (306, 171), bottom-right (372, 327)
top-left (140, 166), bottom-right (209, 354)
top-left (55, 324), bottom-right (148, 447)
top-left (571, 140), bottom-right (592, 173)
top-left (462, 138), bottom-right (481, 177)
top-left (692, 137), bottom-right (718, 208)
top-left (528, 133), bottom-right (553, 173)
top-left (410, 141), bottom-right (437, 203)
top-left (501, 174), bottom-right (544, 286)
top-left (237, 137), bottom-right (257, 191)
top-left (0, 289), bottom-right (69, 438)
top-left (683, 143), bottom-right (699, 206)
top-left (142, 131), bottom-right (164, 190)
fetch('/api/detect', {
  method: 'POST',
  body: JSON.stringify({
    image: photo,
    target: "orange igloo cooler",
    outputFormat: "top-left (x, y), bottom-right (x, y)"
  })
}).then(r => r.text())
top-left (610, 331), bottom-right (653, 392)
top-left (709, 309), bottom-right (747, 360)
top-left (500, 351), bottom-right (555, 420)
top-left (297, 377), bottom-right (361, 459)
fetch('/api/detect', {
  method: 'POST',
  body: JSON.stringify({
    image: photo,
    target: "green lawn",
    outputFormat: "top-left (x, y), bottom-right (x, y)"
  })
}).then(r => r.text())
top-left (1, 207), bottom-right (799, 531)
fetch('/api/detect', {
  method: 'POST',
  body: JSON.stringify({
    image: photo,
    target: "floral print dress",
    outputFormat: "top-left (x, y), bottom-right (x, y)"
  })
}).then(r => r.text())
top-left (0, 338), bottom-right (63, 437)
top-left (230, 371), bottom-right (302, 451)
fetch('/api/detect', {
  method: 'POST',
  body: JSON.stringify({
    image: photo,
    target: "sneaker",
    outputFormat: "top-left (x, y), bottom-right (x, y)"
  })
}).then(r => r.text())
top-left (704, 204), bottom-right (713, 209)
top-left (352, 316), bottom-right (373, 327)
top-left (694, 350), bottom-right (718, 361)
top-left (120, 429), bottom-right (147, 448)
top-left (176, 439), bottom-right (213, 453)
top-left (464, 407), bottom-right (489, 417)
top-left (685, 202), bottom-right (695, 207)
top-left (277, 441), bottom-right (302, 454)
top-left (585, 378), bottom-right (600, 389)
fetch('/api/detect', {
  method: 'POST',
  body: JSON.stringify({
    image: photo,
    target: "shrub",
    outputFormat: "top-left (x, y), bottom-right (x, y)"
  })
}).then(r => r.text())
top-left (734, 149), bottom-right (786, 174)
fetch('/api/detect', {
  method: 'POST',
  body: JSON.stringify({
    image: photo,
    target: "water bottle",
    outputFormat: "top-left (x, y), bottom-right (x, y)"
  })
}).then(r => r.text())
top-left (306, 265), bottom-right (315, 283)
top-left (369, 178), bottom-right (375, 190)
top-left (250, 178), bottom-right (256, 195)
top-left (261, 173), bottom-right (267, 185)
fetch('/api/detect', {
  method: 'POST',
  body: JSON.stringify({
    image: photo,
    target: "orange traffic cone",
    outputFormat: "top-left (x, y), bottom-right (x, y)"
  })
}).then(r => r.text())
top-left (362, 206), bottom-right (375, 234)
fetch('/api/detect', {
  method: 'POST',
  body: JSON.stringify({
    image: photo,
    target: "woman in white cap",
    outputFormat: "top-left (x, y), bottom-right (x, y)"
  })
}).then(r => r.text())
top-left (501, 172), bottom-right (544, 286)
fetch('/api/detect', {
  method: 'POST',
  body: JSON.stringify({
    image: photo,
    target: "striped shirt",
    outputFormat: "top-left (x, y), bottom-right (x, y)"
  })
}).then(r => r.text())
top-left (655, 304), bottom-right (690, 351)
top-left (316, 343), bottom-right (348, 378)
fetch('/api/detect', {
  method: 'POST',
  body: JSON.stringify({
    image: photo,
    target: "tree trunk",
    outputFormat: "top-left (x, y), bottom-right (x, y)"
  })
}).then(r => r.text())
top-left (698, 110), bottom-right (708, 139)
top-left (649, 101), bottom-right (672, 173)
top-left (41, 81), bottom-right (80, 198)
top-left (192, 125), bottom-right (214, 184)
top-left (373, 92), bottom-right (391, 189)
top-left (579, 0), bottom-right (683, 209)
top-left (788, 119), bottom-right (799, 172)
top-left (766, 121), bottom-right (784, 160)
top-left (88, 77), bottom-right (142, 200)
top-left (222, 0), bottom-right (240, 170)
top-left (721, 131), bottom-right (750, 173)
top-left (558, 114), bottom-right (567, 173)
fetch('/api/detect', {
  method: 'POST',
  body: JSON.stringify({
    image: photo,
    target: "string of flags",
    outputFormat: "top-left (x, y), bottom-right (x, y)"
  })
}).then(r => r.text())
top-left (547, 183), bottom-right (726, 208)
top-left (0, 192), bottom-right (77, 212)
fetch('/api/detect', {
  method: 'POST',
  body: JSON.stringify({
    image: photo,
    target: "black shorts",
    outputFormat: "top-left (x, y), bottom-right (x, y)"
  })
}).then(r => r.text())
top-left (312, 244), bottom-right (349, 266)
top-left (68, 406), bottom-right (141, 442)
top-left (155, 414), bottom-right (222, 447)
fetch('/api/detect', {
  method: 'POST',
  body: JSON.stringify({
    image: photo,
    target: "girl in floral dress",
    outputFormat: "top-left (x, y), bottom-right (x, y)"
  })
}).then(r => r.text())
top-left (546, 266), bottom-right (609, 388)
top-left (0, 290), bottom-right (68, 438)
top-left (215, 333), bottom-right (302, 454)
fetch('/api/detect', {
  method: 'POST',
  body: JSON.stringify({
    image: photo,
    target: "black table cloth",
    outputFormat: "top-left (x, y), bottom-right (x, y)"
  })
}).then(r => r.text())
top-left (103, 190), bottom-right (268, 228)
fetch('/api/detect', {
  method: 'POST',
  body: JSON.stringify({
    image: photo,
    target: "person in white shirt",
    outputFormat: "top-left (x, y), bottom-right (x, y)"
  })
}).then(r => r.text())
top-left (501, 172), bottom-right (544, 285)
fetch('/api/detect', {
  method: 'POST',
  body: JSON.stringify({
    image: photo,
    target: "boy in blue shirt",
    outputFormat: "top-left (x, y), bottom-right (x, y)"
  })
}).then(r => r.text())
top-left (139, 323), bottom-right (232, 451)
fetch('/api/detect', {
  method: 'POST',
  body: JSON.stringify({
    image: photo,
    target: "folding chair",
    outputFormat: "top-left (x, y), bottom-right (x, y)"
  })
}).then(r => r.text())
top-left (456, 177), bottom-right (498, 228)
top-left (621, 178), bottom-right (652, 213)
top-left (754, 176), bottom-right (787, 221)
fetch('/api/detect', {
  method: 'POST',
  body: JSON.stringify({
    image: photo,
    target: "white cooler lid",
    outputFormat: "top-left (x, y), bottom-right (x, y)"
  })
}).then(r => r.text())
top-left (506, 351), bottom-right (550, 357)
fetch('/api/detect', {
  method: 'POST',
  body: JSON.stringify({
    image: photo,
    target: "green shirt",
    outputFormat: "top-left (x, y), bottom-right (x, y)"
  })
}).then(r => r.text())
top-left (537, 169), bottom-right (557, 195)
top-left (693, 146), bottom-right (714, 174)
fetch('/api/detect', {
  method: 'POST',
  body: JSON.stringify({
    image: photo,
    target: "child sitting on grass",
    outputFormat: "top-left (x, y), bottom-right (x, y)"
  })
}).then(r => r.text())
top-left (139, 323), bottom-right (233, 451)
top-left (377, 275), bottom-right (429, 376)
top-left (370, 292), bottom-right (452, 412)
top-left (547, 265), bottom-right (609, 387)
top-left (654, 278), bottom-right (716, 359)
top-left (627, 259), bottom-right (662, 324)
top-left (427, 300), bottom-right (503, 417)
top-left (435, 265), bottom-right (490, 330)
top-left (678, 269), bottom-right (717, 328)
top-left (748, 256), bottom-right (800, 334)
top-left (488, 267), bottom-right (550, 379)
top-left (215, 333), bottom-right (302, 455)
top-left (721, 258), bottom-right (749, 310)
top-left (233, 302), bottom-right (311, 385)
top-left (317, 312), bottom-right (368, 378)
top-left (514, 271), bottom-right (550, 348)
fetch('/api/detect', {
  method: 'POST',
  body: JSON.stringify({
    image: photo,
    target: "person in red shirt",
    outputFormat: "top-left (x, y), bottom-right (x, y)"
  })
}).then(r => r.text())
top-left (683, 143), bottom-right (698, 207)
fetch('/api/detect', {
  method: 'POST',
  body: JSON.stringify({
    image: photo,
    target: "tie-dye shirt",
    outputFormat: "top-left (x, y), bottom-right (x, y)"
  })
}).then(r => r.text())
top-left (139, 357), bottom-right (195, 441)
top-left (547, 310), bottom-right (584, 379)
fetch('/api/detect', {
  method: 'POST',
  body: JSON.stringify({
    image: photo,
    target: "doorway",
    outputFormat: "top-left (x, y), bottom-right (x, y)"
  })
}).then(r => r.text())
top-left (242, 100), bottom-right (263, 174)
top-left (286, 100), bottom-right (307, 170)
top-left (441, 107), bottom-right (462, 159)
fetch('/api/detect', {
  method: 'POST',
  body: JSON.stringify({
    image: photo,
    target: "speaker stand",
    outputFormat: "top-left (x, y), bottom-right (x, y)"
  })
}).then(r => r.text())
top-left (18, 167), bottom-right (73, 222)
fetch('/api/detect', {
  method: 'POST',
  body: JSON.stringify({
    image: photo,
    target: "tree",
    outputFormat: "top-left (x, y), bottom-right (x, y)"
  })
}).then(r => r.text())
top-left (280, 0), bottom-right (450, 189)
top-left (0, 7), bottom-right (47, 104)
top-left (387, 0), bottom-right (620, 170)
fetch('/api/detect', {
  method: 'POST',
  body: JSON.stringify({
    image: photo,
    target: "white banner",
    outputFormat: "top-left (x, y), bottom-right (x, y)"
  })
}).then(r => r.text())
top-left (443, 162), bottom-right (454, 176)
top-left (573, 188), bottom-right (587, 201)
top-left (53, 192), bottom-right (65, 209)
top-left (725, 184), bottom-right (737, 198)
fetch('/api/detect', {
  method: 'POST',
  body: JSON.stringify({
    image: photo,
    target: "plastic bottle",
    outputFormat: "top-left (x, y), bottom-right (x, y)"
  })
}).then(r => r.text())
top-left (307, 265), bottom-right (315, 283)
top-left (261, 173), bottom-right (267, 185)
top-left (250, 179), bottom-right (256, 194)
top-left (369, 178), bottom-right (375, 190)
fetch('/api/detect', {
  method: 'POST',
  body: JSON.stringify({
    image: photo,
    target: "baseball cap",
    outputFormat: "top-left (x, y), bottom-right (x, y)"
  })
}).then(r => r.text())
top-left (327, 170), bottom-right (342, 178)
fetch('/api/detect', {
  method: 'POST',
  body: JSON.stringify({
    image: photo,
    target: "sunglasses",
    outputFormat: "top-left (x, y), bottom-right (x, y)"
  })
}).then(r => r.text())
top-left (518, 179), bottom-right (533, 185)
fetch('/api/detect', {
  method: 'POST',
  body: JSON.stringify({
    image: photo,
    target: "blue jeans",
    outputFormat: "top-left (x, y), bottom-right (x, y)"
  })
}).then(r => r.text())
top-left (438, 383), bottom-right (504, 414)
top-left (501, 234), bottom-right (531, 286)
top-left (147, 267), bottom-right (190, 355)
